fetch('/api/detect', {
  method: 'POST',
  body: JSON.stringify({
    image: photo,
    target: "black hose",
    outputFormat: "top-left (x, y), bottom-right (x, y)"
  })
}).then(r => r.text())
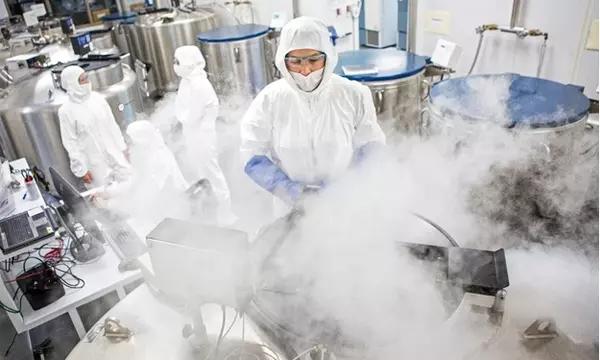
top-left (411, 212), bottom-right (459, 247)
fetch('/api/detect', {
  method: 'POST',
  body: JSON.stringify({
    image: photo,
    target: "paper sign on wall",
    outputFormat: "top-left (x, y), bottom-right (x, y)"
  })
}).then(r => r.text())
top-left (425, 10), bottom-right (451, 35)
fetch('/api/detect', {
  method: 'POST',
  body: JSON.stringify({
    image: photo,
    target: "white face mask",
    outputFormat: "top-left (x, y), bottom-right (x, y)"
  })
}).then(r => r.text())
top-left (71, 81), bottom-right (92, 101)
top-left (174, 63), bottom-right (196, 78)
top-left (290, 68), bottom-right (325, 92)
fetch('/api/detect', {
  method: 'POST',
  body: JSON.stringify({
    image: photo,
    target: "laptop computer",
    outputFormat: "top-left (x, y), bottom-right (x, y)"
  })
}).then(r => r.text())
top-left (0, 206), bottom-right (58, 254)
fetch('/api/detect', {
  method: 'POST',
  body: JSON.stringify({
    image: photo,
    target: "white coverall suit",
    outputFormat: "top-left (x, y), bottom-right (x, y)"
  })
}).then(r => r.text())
top-left (174, 46), bottom-right (235, 225)
top-left (58, 65), bottom-right (130, 188)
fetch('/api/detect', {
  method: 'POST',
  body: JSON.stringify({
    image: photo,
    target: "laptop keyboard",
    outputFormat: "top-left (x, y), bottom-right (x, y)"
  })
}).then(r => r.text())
top-left (107, 224), bottom-right (147, 259)
top-left (1, 213), bottom-right (35, 245)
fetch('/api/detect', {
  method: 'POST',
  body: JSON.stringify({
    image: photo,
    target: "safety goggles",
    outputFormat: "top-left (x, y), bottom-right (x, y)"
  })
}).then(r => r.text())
top-left (284, 52), bottom-right (326, 70)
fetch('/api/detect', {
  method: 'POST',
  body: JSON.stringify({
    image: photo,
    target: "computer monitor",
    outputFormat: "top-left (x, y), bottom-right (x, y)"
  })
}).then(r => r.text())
top-left (48, 167), bottom-right (91, 220)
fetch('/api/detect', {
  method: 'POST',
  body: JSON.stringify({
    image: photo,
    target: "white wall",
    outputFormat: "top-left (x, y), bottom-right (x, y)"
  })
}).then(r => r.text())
top-left (0, 0), bottom-right (8, 19)
top-left (249, 0), bottom-right (294, 26)
top-left (206, 0), bottom-right (294, 26)
top-left (415, 0), bottom-right (599, 99)
top-left (296, 0), bottom-right (361, 52)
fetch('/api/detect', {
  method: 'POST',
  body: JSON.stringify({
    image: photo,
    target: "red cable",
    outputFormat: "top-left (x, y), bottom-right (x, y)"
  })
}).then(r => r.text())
top-left (3, 268), bottom-right (53, 283)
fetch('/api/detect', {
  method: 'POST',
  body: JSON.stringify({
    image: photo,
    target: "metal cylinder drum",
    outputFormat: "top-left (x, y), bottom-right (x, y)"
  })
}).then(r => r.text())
top-left (101, 12), bottom-right (138, 64)
top-left (426, 74), bottom-right (591, 153)
top-left (426, 73), bottom-right (596, 246)
top-left (89, 28), bottom-right (118, 53)
top-left (197, 24), bottom-right (274, 98)
top-left (335, 48), bottom-right (428, 136)
top-left (127, 8), bottom-right (217, 96)
top-left (0, 58), bottom-right (142, 186)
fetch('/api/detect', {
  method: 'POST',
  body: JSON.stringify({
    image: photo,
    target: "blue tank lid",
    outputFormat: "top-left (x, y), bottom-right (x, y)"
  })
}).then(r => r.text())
top-left (101, 12), bottom-right (137, 22)
top-left (430, 74), bottom-right (590, 128)
top-left (197, 24), bottom-right (270, 43)
top-left (334, 48), bottom-right (428, 82)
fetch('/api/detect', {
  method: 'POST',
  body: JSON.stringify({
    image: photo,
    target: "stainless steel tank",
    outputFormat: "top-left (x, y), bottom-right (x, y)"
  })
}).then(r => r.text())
top-left (426, 73), bottom-right (597, 247)
top-left (89, 28), bottom-right (120, 55)
top-left (101, 12), bottom-right (137, 54)
top-left (426, 73), bottom-right (591, 153)
top-left (335, 48), bottom-right (428, 136)
top-left (0, 57), bottom-right (142, 186)
top-left (197, 24), bottom-right (274, 98)
top-left (127, 8), bottom-right (217, 97)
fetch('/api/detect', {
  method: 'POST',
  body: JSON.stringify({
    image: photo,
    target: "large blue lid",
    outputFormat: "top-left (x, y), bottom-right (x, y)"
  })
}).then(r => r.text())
top-left (334, 48), bottom-right (427, 82)
top-left (430, 74), bottom-right (590, 128)
top-left (197, 24), bottom-right (270, 43)
top-left (101, 12), bottom-right (137, 22)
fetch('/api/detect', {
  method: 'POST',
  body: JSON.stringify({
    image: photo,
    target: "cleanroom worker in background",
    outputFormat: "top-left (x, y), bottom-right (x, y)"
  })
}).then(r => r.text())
top-left (173, 45), bottom-right (236, 225)
top-left (58, 65), bottom-right (130, 188)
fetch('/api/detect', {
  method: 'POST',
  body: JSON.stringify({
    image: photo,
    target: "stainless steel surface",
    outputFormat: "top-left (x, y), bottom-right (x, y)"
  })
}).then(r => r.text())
top-left (89, 61), bottom-right (124, 90)
top-left (199, 29), bottom-right (274, 98)
top-left (0, 61), bottom-right (142, 186)
top-left (128, 9), bottom-right (217, 96)
top-left (91, 31), bottom-right (116, 51)
top-left (510, 0), bottom-right (523, 28)
top-left (427, 98), bottom-right (589, 153)
top-left (108, 22), bottom-right (133, 62)
top-left (360, 69), bottom-right (426, 135)
top-left (51, 60), bottom-right (125, 91)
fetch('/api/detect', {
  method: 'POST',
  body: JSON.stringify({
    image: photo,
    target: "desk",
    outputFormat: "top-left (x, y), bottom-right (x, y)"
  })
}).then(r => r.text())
top-left (0, 158), bottom-right (143, 342)
top-left (1, 243), bottom-right (142, 337)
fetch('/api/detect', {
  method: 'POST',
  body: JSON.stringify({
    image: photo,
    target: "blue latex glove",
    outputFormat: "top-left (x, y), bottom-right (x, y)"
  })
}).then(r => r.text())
top-left (244, 155), bottom-right (305, 204)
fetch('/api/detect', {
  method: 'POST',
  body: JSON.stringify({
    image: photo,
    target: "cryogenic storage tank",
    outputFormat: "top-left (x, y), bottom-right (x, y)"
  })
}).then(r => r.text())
top-left (89, 28), bottom-right (121, 55)
top-left (101, 12), bottom-right (138, 60)
top-left (334, 48), bottom-right (428, 135)
top-left (428, 74), bottom-right (596, 246)
top-left (0, 58), bottom-right (142, 186)
top-left (197, 24), bottom-right (274, 98)
top-left (128, 8), bottom-right (217, 96)
top-left (426, 73), bottom-right (591, 152)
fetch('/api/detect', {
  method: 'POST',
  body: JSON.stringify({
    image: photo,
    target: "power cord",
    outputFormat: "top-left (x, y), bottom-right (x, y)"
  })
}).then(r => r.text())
top-left (3, 331), bottom-right (18, 357)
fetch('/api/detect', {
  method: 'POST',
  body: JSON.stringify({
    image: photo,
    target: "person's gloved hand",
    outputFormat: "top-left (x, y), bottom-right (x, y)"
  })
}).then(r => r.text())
top-left (245, 155), bottom-right (307, 205)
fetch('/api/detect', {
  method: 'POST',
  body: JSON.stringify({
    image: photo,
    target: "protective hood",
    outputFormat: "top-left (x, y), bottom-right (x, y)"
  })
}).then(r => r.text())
top-left (174, 45), bottom-right (207, 79)
top-left (126, 120), bottom-right (166, 148)
top-left (61, 65), bottom-right (92, 103)
top-left (275, 16), bottom-right (338, 95)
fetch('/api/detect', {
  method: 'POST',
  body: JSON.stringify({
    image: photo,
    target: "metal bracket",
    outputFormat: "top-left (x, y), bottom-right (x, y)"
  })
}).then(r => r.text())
top-left (523, 319), bottom-right (558, 340)
top-left (488, 289), bottom-right (506, 326)
top-left (103, 317), bottom-right (133, 342)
